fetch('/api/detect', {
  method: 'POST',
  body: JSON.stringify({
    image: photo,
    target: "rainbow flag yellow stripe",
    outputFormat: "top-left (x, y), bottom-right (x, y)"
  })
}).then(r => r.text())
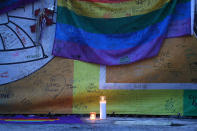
top-left (58, 0), bottom-right (170, 18)
top-left (0, 118), bottom-right (59, 122)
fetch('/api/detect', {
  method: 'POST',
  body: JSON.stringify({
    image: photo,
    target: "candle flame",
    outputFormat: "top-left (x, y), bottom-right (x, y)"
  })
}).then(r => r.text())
top-left (100, 96), bottom-right (106, 101)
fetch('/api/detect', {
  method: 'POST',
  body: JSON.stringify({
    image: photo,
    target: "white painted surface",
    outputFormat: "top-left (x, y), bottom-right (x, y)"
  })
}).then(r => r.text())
top-left (0, 0), bottom-right (57, 85)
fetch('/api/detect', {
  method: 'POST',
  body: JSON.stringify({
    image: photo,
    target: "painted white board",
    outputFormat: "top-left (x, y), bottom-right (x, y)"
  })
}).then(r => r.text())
top-left (0, 0), bottom-right (56, 85)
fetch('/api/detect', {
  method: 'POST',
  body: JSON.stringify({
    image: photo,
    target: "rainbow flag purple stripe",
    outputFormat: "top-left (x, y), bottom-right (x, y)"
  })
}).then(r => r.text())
top-left (0, 0), bottom-right (37, 14)
top-left (53, 0), bottom-right (192, 65)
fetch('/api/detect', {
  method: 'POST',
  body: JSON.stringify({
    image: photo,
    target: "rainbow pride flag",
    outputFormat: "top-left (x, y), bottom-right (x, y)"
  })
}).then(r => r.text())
top-left (0, 115), bottom-right (83, 124)
top-left (0, 0), bottom-right (37, 14)
top-left (53, 0), bottom-right (193, 65)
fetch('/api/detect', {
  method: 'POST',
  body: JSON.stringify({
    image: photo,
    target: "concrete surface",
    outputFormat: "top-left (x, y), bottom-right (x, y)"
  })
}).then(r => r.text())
top-left (0, 117), bottom-right (197, 131)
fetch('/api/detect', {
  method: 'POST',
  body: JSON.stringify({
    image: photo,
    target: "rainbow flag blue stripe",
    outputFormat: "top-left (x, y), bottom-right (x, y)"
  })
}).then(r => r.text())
top-left (53, 0), bottom-right (192, 65)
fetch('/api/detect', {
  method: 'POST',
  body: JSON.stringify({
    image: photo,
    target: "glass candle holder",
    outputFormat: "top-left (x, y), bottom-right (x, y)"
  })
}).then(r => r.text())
top-left (90, 112), bottom-right (96, 120)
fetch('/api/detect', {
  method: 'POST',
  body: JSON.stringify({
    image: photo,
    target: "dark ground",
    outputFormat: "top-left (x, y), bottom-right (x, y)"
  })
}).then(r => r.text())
top-left (0, 114), bottom-right (197, 131)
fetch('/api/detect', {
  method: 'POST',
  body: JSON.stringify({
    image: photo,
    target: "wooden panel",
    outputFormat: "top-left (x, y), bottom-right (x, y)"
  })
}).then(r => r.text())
top-left (0, 58), bottom-right (73, 114)
top-left (106, 36), bottom-right (197, 83)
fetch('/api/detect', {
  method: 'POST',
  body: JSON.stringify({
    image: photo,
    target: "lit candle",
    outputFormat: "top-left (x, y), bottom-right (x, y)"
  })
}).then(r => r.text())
top-left (100, 96), bottom-right (106, 119)
top-left (90, 112), bottom-right (96, 120)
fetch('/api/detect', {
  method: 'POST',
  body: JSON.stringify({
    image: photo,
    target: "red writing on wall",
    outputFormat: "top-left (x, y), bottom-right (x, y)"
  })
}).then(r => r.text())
top-left (16, 27), bottom-right (26, 45)
top-left (0, 72), bottom-right (8, 78)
